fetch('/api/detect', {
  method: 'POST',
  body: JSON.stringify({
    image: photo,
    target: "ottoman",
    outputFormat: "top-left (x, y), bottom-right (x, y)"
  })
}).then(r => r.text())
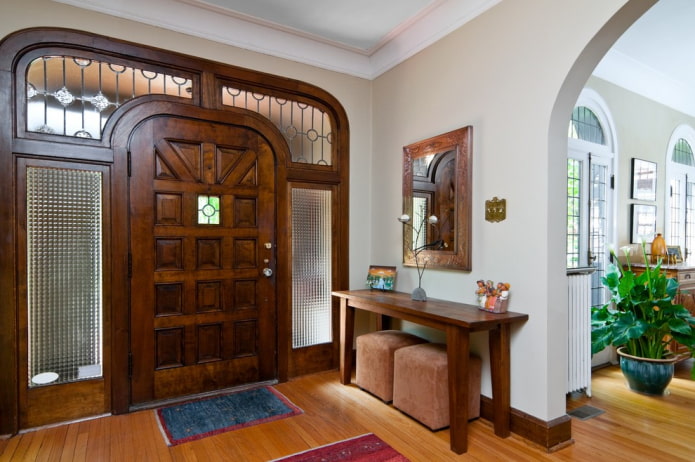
top-left (355, 330), bottom-right (427, 402)
top-left (393, 342), bottom-right (481, 430)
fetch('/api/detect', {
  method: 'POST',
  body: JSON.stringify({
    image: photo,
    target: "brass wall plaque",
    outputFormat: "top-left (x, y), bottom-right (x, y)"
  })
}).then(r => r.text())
top-left (485, 197), bottom-right (506, 222)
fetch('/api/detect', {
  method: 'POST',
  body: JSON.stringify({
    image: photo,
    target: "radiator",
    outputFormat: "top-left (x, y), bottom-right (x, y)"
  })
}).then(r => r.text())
top-left (567, 269), bottom-right (594, 396)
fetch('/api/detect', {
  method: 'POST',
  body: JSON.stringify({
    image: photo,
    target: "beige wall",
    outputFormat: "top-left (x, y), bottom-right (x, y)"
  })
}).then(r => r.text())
top-left (371, 0), bottom-right (655, 420)
top-left (585, 76), bottom-right (695, 249)
top-left (2, 0), bottom-right (660, 424)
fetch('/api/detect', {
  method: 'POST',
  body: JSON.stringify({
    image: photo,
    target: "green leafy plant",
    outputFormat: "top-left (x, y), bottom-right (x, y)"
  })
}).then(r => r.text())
top-left (591, 242), bottom-right (695, 378)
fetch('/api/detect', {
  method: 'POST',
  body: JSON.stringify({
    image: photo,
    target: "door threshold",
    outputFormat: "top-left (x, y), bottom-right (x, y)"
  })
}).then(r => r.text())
top-left (129, 379), bottom-right (279, 412)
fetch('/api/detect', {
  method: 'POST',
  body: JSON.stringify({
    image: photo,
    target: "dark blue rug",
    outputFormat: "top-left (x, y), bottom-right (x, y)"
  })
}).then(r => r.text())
top-left (155, 386), bottom-right (303, 445)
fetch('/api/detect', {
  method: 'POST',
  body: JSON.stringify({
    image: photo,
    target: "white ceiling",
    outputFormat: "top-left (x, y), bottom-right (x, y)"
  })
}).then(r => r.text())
top-left (56, 0), bottom-right (695, 116)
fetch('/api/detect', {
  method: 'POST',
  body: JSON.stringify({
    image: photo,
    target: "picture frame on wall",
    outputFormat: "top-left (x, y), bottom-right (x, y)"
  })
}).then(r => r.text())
top-left (631, 204), bottom-right (657, 243)
top-left (631, 158), bottom-right (657, 201)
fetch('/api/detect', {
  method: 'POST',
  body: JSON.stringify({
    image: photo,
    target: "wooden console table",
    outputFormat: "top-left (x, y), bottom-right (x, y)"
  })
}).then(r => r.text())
top-left (332, 289), bottom-right (529, 454)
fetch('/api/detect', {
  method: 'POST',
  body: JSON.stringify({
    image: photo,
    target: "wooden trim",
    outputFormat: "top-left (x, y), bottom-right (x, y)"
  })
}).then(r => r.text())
top-left (0, 27), bottom-right (350, 435)
top-left (480, 395), bottom-right (573, 451)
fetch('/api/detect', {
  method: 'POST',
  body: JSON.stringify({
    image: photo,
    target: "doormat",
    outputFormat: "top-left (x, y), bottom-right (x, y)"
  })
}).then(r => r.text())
top-left (155, 386), bottom-right (303, 446)
top-left (271, 433), bottom-right (410, 462)
top-left (568, 405), bottom-right (605, 420)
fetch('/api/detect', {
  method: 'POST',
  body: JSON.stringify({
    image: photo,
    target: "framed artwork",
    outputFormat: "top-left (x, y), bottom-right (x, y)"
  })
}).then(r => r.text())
top-left (631, 158), bottom-right (657, 201)
top-left (366, 265), bottom-right (397, 291)
top-left (667, 245), bottom-right (683, 264)
top-left (631, 204), bottom-right (657, 243)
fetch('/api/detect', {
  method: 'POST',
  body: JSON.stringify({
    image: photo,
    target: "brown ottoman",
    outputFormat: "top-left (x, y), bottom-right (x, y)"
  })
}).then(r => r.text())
top-left (355, 330), bottom-right (427, 402)
top-left (393, 343), bottom-right (481, 430)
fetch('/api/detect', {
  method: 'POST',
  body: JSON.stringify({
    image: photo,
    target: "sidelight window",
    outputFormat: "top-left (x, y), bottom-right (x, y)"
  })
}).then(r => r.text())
top-left (27, 166), bottom-right (103, 387)
top-left (291, 188), bottom-right (332, 348)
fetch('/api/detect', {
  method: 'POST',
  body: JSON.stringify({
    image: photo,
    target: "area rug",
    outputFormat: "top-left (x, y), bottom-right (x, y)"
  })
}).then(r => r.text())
top-left (155, 386), bottom-right (303, 446)
top-left (272, 433), bottom-right (410, 462)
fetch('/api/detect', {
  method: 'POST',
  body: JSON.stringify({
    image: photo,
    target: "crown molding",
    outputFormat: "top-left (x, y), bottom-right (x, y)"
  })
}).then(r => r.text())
top-left (53, 0), bottom-right (500, 80)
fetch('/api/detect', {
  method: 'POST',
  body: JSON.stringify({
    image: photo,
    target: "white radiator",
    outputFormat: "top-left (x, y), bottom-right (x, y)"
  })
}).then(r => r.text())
top-left (567, 269), bottom-right (594, 396)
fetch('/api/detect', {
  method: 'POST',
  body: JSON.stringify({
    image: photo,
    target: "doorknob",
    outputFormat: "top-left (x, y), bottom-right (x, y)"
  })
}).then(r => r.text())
top-left (262, 268), bottom-right (273, 277)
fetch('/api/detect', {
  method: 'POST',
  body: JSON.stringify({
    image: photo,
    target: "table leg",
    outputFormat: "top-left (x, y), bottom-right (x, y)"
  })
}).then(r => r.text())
top-left (489, 324), bottom-right (511, 437)
top-left (339, 298), bottom-right (355, 385)
top-left (446, 325), bottom-right (470, 454)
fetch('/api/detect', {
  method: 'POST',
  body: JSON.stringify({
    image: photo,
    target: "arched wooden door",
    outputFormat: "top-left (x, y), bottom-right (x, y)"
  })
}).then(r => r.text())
top-left (128, 115), bottom-right (277, 405)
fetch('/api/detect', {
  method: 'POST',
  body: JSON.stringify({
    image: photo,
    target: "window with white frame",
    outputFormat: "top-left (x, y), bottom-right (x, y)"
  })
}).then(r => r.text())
top-left (665, 126), bottom-right (695, 262)
top-left (567, 90), bottom-right (617, 307)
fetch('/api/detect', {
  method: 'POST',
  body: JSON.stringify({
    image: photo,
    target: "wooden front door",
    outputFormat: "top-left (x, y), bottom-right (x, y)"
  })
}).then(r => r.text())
top-left (129, 116), bottom-right (277, 405)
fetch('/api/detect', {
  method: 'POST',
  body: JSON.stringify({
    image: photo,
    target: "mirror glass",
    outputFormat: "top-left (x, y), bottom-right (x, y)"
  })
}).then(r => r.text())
top-left (402, 126), bottom-right (472, 271)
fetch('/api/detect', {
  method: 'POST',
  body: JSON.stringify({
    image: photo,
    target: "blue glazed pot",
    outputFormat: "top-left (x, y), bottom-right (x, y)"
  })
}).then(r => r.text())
top-left (617, 347), bottom-right (677, 396)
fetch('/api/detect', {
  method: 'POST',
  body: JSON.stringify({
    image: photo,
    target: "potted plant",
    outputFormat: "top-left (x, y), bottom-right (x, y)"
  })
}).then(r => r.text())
top-left (591, 241), bottom-right (695, 395)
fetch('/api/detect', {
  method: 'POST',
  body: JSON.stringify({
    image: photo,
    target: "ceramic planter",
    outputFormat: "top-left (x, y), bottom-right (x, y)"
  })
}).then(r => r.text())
top-left (617, 347), bottom-right (680, 395)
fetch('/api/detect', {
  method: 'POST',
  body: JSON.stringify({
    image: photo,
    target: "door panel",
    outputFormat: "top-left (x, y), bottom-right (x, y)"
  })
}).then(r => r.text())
top-left (129, 117), bottom-right (276, 405)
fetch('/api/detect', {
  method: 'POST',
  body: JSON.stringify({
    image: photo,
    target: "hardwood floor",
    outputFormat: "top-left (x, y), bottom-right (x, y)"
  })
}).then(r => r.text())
top-left (1, 360), bottom-right (693, 461)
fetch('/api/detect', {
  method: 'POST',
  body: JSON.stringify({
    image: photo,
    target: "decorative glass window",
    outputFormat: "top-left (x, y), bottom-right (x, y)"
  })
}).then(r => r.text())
top-left (291, 188), bottom-right (332, 348)
top-left (198, 195), bottom-right (220, 225)
top-left (26, 55), bottom-right (193, 139)
top-left (566, 159), bottom-right (581, 268)
top-left (567, 95), bottom-right (615, 310)
top-left (568, 106), bottom-right (605, 145)
top-left (673, 138), bottom-right (695, 166)
top-left (667, 135), bottom-right (695, 260)
top-left (27, 167), bottom-right (103, 387)
top-left (222, 87), bottom-right (332, 165)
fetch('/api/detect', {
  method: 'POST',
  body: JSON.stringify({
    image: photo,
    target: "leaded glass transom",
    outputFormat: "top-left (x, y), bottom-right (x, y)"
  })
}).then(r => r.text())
top-left (568, 106), bottom-right (605, 145)
top-left (672, 138), bottom-right (695, 166)
top-left (26, 55), bottom-right (193, 139)
top-left (222, 87), bottom-right (332, 165)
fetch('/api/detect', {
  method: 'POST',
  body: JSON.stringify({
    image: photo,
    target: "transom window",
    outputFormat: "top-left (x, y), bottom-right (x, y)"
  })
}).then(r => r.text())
top-left (222, 87), bottom-right (333, 166)
top-left (26, 55), bottom-right (193, 139)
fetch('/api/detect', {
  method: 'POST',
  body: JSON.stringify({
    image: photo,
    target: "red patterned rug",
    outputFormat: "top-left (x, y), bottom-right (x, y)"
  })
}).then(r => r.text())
top-left (272, 433), bottom-right (410, 462)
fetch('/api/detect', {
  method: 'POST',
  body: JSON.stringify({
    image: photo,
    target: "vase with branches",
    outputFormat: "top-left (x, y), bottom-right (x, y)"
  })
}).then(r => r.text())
top-left (398, 213), bottom-right (444, 301)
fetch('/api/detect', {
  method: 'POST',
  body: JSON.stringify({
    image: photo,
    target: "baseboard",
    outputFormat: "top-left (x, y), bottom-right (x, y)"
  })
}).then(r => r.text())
top-left (480, 395), bottom-right (572, 452)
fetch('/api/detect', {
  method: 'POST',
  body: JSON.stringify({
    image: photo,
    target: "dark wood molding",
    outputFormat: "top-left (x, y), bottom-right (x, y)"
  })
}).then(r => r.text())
top-left (0, 26), bottom-right (350, 435)
top-left (480, 395), bottom-right (573, 451)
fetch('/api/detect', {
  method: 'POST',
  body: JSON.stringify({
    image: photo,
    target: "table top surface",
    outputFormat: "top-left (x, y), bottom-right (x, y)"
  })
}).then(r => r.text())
top-left (332, 289), bottom-right (528, 331)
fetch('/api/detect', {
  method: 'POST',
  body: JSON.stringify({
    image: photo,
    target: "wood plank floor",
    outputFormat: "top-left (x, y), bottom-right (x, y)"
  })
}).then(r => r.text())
top-left (1, 360), bottom-right (693, 461)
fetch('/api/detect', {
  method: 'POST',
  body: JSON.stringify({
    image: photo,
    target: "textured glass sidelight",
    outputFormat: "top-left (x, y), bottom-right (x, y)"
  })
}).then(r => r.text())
top-left (291, 188), bottom-right (332, 348)
top-left (26, 55), bottom-right (193, 139)
top-left (222, 86), bottom-right (333, 165)
top-left (27, 167), bottom-right (103, 387)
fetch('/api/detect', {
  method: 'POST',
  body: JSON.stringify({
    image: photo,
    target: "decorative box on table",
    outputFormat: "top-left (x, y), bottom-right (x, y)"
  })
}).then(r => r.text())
top-left (475, 280), bottom-right (510, 314)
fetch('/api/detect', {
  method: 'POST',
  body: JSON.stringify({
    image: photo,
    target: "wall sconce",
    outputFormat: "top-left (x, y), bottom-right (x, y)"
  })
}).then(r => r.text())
top-left (485, 197), bottom-right (506, 222)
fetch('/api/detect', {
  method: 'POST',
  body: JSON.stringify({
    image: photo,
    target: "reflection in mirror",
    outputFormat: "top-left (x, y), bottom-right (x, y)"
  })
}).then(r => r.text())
top-left (402, 127), bottom-right (472, 271)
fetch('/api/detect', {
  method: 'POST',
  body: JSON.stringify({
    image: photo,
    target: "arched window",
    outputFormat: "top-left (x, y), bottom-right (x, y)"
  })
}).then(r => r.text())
top-left (567, 89), bottom-right (617, 307)
top-left (666, 126), bottom-right (695, 260)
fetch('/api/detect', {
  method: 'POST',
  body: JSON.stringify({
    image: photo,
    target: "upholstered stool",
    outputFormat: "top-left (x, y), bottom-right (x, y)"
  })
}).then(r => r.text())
top-left (355, 330), bottom-right (427, 402)
top-left (393, 343), bottom-right (481, 430)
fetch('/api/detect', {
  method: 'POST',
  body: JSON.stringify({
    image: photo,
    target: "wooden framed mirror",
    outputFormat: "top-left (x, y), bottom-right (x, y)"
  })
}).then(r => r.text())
top-left (402, 126), bottom-right (472, 271)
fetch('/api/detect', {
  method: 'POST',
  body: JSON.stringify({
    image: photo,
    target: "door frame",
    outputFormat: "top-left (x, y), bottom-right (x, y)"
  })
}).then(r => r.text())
top-left (0, 27), bottom-right (350, 435)
top-left (111, 103), bottom-right (292, 412)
